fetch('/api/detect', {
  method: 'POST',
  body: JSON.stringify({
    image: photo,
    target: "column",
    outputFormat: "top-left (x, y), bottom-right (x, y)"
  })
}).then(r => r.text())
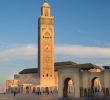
top-left (73, 68), bottom-right (80, 97)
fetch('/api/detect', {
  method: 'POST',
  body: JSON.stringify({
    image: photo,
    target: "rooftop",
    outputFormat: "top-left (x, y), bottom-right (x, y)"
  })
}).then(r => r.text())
top-left (19, 68), bottom-right (38, 74)
top-left (19, 61), bottom-right (102, 74)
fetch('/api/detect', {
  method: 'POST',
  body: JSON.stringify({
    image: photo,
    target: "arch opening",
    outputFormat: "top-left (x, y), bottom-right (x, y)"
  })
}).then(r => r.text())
top-left (32, 87), bottom-right (36, 93)
top-left (63, 78), bottom-right (74, 97)
top-left (91, 77), bottom-right (102, 95)
top-left (26, 86), bottom-right (29, 94)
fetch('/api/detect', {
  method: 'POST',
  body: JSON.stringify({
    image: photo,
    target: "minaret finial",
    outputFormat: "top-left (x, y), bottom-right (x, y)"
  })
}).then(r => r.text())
top-left (44, 0), bottom-right (47, 2)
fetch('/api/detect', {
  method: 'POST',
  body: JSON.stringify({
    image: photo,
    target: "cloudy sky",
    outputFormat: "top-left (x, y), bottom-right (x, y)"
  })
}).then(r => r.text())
top-left (0, 0), bottom-right (110, 92)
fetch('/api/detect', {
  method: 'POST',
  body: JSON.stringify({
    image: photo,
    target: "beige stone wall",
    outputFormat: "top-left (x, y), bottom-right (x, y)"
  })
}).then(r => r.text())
top-left (58, 68), bottom-right (80, 97)
top-left (55, 71), bottom-right (58, 87)
top-left (6, 80), bottom-right (19, 89)
top-left (57, 67), bottom-right (110, 97)
top-left (103, 69), bottom-right (110, 88)
top-left (14, 73), bottom-right (40, 85)
top-left (89, 68), bottom-right (101, 72)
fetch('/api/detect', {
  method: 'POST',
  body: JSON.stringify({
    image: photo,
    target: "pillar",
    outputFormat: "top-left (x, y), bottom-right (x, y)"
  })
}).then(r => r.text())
top-left (73, 68), bottom-right (80, 97)
top-left (58, 70), bottom-right (63, 97)
top-left (81, 70), bottom-right (89, 96)
top-left (103, 69), bottom-right (110, 96)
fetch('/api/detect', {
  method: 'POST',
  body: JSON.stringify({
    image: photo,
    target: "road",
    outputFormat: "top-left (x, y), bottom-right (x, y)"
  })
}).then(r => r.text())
top-left (0, 94), bottom-right (110, 100)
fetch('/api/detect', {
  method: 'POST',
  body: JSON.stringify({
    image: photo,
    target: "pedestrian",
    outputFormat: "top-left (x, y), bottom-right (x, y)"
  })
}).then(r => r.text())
top-left (14, 91), bottom-right (16, 96)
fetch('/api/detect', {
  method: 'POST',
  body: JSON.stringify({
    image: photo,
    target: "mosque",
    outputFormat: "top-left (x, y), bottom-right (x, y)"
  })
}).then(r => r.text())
top-left (6, 1), bottom-right (110, 97)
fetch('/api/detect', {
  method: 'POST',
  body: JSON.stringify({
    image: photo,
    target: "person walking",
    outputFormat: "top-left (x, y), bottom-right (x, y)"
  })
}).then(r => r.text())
top-left (13, 91), bottom-right (16, 96)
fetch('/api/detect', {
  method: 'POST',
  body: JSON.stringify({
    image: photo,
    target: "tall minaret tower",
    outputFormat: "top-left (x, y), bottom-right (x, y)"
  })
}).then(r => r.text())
top-left (38, 0), bottom-right (55, 87)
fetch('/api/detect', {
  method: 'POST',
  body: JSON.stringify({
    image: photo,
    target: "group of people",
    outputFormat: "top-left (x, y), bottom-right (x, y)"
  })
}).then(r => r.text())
top-left (12, 87), bottom-right (58, 96)
top-left (24, 87), bottom-right (58, 96)
top-left (34, 87), bottom-right (57, 95)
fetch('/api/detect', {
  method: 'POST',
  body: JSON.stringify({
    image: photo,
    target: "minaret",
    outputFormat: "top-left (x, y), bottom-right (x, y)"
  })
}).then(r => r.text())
top-left (38, 1), bottom-right (55, 87)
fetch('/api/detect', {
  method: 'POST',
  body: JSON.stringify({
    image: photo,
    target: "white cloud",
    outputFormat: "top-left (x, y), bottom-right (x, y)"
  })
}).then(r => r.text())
top-left (0, 44), bottom-right (37, 60)
top-left (0, 43), bottom-right (110, 61)
top-left (55, 44), bottom-right (110, 58)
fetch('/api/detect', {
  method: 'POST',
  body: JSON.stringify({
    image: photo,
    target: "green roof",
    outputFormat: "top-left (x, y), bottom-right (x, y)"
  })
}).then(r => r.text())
top-left (54, 61), bottom-right (77, 66)
top-left (19, 61), bottom-right (102, 74)
top-left (19, 68), bottom-right (38, 74)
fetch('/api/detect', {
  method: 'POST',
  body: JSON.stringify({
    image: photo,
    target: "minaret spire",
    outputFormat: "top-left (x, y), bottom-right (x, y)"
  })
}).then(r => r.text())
top-left (42, 0), bottom-right (50, 16)
top-left (44, 0), bottom-right (47, 2)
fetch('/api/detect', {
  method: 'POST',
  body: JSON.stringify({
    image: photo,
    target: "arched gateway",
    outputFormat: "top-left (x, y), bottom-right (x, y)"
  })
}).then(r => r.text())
top-left (63, 78), bottom-right (74, 97)
top-left (58, 68), bottom-right (80, 97)
top-left (58, 65), bottom-right (110, 97)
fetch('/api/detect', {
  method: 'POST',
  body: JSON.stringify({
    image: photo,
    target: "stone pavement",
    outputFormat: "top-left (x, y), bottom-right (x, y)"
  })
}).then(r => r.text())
top-left (0, 94), bottom-right (110, 100)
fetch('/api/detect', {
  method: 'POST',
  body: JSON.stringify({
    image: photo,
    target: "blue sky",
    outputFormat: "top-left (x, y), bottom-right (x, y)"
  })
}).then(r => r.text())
top-left (0, 0), bottom-right (110, 92)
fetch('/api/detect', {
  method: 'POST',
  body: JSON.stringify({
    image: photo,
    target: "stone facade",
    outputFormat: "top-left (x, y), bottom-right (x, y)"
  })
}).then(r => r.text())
top-left (6, 61), bottom-right (104, 96)
top-left (58, 67), bottom-right (110, 97)
top-left (14, 73), bottom-right (40, 85)
top-left (6, 80), bottom-right (19, 93)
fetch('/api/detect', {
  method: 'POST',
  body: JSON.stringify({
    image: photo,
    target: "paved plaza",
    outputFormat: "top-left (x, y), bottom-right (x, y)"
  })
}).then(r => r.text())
top-left (1, 94), bottom-right (110, 100)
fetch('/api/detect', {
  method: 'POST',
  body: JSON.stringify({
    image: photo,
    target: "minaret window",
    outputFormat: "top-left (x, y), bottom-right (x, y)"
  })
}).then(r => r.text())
top-left (45, 9), bottom-right (48, 16)
top-left (43, 32), bottom-right (50, 38)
